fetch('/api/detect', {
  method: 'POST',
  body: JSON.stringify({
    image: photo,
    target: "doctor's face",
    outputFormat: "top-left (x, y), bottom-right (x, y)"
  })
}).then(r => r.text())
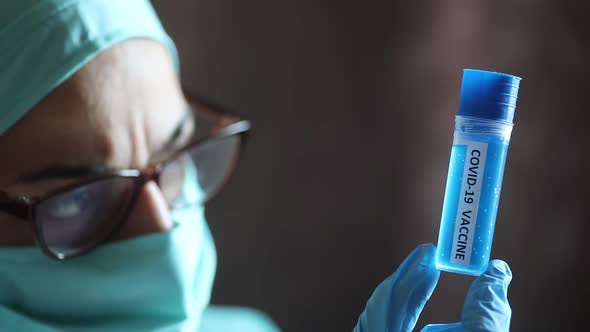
top-left (0, 39), bottom-right (190, 249)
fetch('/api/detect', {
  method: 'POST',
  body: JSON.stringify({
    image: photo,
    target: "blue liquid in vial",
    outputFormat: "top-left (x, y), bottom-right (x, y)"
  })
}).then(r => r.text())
top-left (435, 134), bottom-right (509, 275)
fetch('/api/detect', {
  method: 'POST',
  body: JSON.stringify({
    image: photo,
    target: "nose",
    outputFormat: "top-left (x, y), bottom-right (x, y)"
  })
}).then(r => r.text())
top-left (111, 181), bottom-right (174, 241)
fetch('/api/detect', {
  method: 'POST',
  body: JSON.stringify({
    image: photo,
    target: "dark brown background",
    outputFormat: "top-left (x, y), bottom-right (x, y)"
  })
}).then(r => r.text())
top-left (153, 1), bottom-right (590, 331)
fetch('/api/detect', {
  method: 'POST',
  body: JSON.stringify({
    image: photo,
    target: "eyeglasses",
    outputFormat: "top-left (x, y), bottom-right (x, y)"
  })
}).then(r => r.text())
top-left (0, 92), bottom-right (250, 260)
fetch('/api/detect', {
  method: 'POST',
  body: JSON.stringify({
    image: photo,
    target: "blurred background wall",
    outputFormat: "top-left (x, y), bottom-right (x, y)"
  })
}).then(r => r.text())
top-left (153, 1), bottom-right (589, 331)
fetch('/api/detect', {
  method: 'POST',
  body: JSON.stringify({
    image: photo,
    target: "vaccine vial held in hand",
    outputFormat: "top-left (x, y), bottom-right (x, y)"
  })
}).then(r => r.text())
top-left (435, 69), bottom-right (522, 276)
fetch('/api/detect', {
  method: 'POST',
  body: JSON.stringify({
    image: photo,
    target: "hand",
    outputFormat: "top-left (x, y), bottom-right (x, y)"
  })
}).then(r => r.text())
top-left (354, 244), bottom-right (512, 332)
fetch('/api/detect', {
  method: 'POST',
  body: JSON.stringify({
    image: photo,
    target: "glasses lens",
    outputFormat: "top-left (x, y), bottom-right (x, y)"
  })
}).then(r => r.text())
top-left (160, 135), bottom-right (241, 205)
top-left (159, 155), bottom-right (187, 207)
top-left (37, 177), bottom-right (137, 258)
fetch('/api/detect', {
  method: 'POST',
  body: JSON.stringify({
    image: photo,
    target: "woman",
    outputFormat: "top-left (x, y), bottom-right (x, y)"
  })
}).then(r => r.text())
top-left (0, 1), bottom-right (511, 331)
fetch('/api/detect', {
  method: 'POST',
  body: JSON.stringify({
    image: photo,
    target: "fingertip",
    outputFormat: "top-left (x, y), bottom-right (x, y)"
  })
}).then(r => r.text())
top-left (424, 243), bottom-right (437, 252)
top-left (392, 244), bottom-right (441, 331)
top-left (462, 260), bottom-right (512, 330)
top-left (421, 322), bottom-right (462, 332)
top-left (486, 260), bottom-right (512, 283)
top-left (396, 243), bottom-right (440, 282)
top-left (419, 243), bottom-right (437, 251)
top-left (415, 243), bottom-right (436, 260)
top-left (412, 244), bottom-right (439, 276)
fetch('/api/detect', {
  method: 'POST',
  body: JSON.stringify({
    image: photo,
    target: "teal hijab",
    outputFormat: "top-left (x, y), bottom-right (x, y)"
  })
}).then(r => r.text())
top-left (0, 0), bottom-right (177, 136)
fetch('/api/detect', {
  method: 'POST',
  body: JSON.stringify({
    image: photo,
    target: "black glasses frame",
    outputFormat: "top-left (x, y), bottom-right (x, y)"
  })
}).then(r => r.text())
top-left (0, 92), bottom-right (251, 260)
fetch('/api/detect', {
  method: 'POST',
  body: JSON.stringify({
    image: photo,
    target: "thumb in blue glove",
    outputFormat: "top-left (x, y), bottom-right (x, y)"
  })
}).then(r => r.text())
top-left (421, 260), bottom-right (512, 332)
top-left (354, 244), bottom-right (513, 332)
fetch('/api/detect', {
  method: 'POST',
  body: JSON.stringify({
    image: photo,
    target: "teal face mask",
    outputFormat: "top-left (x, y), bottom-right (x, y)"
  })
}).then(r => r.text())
top-left (0, 162), bottom-right (216, 332)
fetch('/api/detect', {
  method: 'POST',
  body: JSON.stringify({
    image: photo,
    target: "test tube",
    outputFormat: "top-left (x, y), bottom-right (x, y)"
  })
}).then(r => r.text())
top-left (435, 69), bottom-right (522, 276)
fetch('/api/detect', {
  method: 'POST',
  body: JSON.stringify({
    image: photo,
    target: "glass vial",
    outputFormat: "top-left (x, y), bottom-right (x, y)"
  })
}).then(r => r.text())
top-left (435, 69), bottom-right (522, 276)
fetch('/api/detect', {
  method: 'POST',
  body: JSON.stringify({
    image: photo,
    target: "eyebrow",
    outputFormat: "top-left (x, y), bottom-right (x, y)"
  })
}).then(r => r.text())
top-left (16, 164), bottom-right (112, 182)
top-left (16, 106), bottom-right (192, 183)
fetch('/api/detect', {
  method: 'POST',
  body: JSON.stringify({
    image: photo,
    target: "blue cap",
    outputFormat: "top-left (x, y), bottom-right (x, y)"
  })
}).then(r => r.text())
top-left (457, 69), bottom-right (522, 123)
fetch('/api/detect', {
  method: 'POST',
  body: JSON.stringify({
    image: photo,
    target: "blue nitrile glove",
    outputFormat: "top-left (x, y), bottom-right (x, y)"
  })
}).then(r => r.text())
top-left (354, 244), bottom-right (512, 332)
top-left (420, 259), bottom-right (512, 332)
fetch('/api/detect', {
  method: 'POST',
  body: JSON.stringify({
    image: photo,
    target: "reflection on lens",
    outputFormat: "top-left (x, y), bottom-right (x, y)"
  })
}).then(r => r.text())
top-left (189, 135), bottom-right (240, 201)
top-left (160, 155), bottom-right (186, 207)
top-left (37, 177), bottom-right (137, 258)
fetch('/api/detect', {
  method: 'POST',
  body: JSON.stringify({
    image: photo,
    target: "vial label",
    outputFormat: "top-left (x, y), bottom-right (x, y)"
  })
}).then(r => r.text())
top-left (450, 138), bottom-right (488, 265)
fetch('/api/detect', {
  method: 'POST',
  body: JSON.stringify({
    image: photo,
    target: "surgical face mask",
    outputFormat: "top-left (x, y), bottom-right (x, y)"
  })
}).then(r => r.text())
top-left (0, 161), bottom-right (216, 332)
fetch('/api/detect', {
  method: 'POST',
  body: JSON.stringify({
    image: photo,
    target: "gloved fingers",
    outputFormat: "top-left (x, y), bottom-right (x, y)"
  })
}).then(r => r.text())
top-left (354, 244), bottom-right (440, 332)
top-left (420, 322), bottom-right (462, 332)
top-left (387, 243), bottom-right (441, 332)
top-left (461, 259), bottom-right (512, 332)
